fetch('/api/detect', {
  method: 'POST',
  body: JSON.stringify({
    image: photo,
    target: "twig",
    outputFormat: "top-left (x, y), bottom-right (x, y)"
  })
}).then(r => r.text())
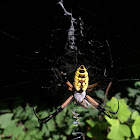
top-left (105, 81), bottom-right (112, 96)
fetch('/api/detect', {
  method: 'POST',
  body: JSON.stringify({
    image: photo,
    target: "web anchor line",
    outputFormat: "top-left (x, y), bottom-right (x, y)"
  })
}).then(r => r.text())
top-left (106, 40), bottom-right (113, 68)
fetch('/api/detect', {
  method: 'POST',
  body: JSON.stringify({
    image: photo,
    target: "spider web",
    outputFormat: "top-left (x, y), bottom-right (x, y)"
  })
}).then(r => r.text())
top-left (0, 1), bottom-right (140, 139)
top-left (0, 0), bottom-right (139, 109)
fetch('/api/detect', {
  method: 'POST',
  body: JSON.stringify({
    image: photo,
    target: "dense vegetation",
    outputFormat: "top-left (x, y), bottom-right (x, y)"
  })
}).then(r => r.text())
top-left (0, 81), bottom-right (140, 140)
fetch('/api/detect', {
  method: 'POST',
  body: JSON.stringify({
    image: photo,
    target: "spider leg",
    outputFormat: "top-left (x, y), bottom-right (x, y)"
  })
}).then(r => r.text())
top-left (68, 87), bottom-right (75, 91)
top-left (87, 82), bottom-right (98, 91)
top-left (66, 81), bottom-right (74, 91)
top-left (66, 81), bottom-right (74, 88)
top-left (85, 95), bottom-right (119, 118)
top-left (77, 99), bottom-right (90, 109)
top-left (33, 95), bottom-right (74, 123)
top-left (88, 82), bottom-right (98, 89)
top-left (87, 88), bottom-right (94, 91)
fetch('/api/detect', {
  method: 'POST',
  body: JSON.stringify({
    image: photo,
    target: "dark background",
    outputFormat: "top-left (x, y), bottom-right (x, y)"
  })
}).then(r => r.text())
top-left (0, 0), bottom-right (140, 106)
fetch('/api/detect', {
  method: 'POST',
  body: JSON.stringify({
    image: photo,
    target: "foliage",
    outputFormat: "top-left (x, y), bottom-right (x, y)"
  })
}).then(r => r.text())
top-left (0, 81), bottom-right (140, 139)
top-left (91, 81), bottom-right (140, 140)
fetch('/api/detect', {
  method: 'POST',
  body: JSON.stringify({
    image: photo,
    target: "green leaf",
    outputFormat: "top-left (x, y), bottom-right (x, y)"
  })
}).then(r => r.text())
top-left (0, 113), bottom-right (13, 128)
top-left (3, 121), bottom-right (23, 138)
top-left (105, 117), bottom-right (131, 140)
top-left (106, 98), bottom-right (131, 122)
top-left (131, 111), bottom-right (139, 120)
top-left (86, 120), bottom-right (96, 127)
top-left (20, 112), bottom-right (29, 120)
top-left (18, 132), bottom-right (26, 140)
top-left (13, 106), bottom-right (23, 118)
top-left (106, 97), bottom-right (118, 111)
top-left (95, 90), bottom-right (105, 99)
top-left (60, 135), bottom-right (67, 140)
top-left (134, 81), bottom-right (140, 88)
top-left (65, 124), bottom-right (73, 135)
top-left (127, 87), bottom-right (140, 97)
top-left (38, 111), bottom-right (49, 118)
top-left (105, 116), bottom-right (119, 126)
top-left (25, 104), bottom-right (34, 119)
top-left (42, 124), bottom-right (50, 137)
top-left (114, 92), bottom-right (121, 99)
top-left (46, 119), bottom-right (55, 132)
top-left (120, 124), bottom-right (131, 137)
top-left (117, 99), bottom-right (131, 122)
top-left (135, 95), bottom-right (140, 106)
top-left (86, 131), bottom-right (93, 138)
top-left (48, 138), bottom-right (53, 140)
top-left (132, 116), bottom-right (140, 139)
top-left (56, 108), bottom-right (67, 127)
top-left (24, 120), bottom-right (38, 130)
top-left (85, 107), bottom-right (98, 118)
top-left (25, 128), bottom-right (43, 140)
top-left (52, 134), bottom-right (60, 139)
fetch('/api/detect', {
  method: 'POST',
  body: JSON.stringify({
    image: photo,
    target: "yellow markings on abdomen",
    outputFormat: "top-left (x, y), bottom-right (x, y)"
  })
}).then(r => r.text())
top-left (73, 65), bottom-right (89, 91)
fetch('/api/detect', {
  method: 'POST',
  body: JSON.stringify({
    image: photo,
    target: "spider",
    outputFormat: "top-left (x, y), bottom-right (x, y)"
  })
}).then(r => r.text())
top-left (33, 65), bottom-right (119, 123)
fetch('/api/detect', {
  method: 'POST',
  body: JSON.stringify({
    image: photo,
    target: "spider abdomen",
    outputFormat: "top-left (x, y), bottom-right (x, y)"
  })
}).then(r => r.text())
top-left (73, 65), bottom-right (89, 91)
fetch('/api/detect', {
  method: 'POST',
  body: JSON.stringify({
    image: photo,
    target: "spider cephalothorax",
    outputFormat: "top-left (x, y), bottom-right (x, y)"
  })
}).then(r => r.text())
top-left (33, 65), bottom-right (119, 123)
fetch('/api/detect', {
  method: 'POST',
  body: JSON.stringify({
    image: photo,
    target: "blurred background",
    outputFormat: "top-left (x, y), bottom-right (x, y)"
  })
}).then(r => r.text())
top-left (0, 0), bottom-right (140, 139)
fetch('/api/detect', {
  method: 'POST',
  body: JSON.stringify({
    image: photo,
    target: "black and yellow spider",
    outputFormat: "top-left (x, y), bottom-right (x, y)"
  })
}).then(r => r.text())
top-left (33, 65), bottom-right (119, 123)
